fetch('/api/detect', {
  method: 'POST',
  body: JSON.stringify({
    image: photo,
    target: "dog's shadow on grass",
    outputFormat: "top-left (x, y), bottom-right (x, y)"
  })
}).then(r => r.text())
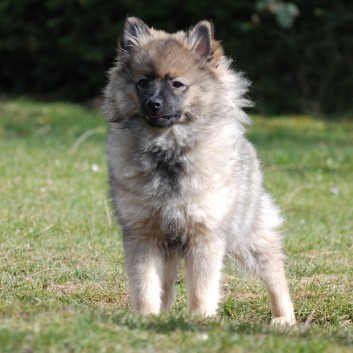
top-left (108, 312), bottom-right (352, 346)
top-left (109, 310), bottom-right (268, 334)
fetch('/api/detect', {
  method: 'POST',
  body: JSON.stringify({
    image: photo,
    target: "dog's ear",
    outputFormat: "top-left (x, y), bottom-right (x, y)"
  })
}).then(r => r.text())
top-left (120, 17), bottom-right (150, 52)
top-left (188, 20), bottom-right (214, 61)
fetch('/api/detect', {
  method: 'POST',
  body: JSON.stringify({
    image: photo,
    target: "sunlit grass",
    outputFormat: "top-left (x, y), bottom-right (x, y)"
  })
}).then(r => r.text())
top-left (0, 99), bottom-right (352, 352)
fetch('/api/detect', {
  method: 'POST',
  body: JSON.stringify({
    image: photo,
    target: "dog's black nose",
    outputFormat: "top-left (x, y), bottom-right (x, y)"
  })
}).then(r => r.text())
top-left (146, 97), bottom-right (162, 112)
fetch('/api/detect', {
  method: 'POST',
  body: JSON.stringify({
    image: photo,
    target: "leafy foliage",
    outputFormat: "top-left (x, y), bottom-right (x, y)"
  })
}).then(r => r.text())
top-left (0, 1), bottom-right (352, 115)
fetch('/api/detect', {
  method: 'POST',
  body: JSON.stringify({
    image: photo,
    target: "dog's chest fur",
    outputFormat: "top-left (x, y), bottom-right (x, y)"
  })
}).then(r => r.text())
top-left (138, 144), bottom-right (222, 243)
top-left (108, 124), bottom-right (238, 243)
top-left (140, 144), bottom-right (187, 196)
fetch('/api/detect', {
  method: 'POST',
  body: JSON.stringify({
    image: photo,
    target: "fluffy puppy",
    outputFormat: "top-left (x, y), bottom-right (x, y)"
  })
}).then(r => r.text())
top-left (103, 17), bottom-right (296, 325)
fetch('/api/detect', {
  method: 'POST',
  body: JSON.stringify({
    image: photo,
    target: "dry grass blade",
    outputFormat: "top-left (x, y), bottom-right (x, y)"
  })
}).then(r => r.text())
top-left (304, 311), bottom-right (315, 326)
top-left (70, 127), bottom-right (105, 154)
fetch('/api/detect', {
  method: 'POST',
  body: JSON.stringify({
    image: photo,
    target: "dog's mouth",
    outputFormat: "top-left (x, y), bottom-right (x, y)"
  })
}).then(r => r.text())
top-left (145, 113), bottom-right (181, 128)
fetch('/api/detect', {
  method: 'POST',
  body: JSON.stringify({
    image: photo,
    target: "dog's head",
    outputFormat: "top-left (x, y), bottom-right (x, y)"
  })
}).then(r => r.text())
top-left (103, 17), bottom-right (226, 129)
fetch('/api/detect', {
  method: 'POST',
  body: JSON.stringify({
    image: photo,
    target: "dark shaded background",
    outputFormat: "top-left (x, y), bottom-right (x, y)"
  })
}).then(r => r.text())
top-left (0, 0), bottom-right (352, 116)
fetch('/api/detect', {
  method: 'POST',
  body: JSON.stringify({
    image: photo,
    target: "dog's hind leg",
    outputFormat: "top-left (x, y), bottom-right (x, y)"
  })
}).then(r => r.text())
top-left (250, 230), bottom-right (296, 325)
top-left (260, 256), bottom-right (296, 325)
top-left (161, 252), bottom-right (180, 311)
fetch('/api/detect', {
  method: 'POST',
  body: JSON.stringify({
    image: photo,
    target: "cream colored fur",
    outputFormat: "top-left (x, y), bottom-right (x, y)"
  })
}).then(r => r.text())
top-left (104, 17), bottom-right (296, 325)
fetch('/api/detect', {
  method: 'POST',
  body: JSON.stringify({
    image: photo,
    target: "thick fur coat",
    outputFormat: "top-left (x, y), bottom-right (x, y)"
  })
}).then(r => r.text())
top-left (103, 17), bottom-right (295, 324)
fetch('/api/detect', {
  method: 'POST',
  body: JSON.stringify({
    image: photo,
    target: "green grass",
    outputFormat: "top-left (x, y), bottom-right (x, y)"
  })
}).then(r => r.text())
top-left (0, 99), bottom-right (352, 352)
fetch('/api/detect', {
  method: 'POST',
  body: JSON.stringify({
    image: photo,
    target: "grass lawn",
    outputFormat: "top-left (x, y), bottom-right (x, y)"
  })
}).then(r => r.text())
top-left (0, 99), bottom-right (352, 352)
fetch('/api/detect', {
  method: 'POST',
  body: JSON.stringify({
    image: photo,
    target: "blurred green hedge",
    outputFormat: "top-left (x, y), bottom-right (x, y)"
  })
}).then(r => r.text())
top-left (0, 0), bottom-right (352, 115)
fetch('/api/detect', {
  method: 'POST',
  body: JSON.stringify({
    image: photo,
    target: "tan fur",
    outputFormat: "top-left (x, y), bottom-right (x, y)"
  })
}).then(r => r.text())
top-left (103, 17), bottom-right (296, 325)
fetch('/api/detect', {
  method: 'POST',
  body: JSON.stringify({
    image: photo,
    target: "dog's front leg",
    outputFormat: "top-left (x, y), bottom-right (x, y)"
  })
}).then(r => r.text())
top-left (123, 237), bottom-right (164, 314)
top-left (184, 237), bottom-right (226, 316)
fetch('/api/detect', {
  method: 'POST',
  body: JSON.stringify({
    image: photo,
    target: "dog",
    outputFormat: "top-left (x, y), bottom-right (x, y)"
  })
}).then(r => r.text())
top-left (103, 17), bottom-right (296, 325)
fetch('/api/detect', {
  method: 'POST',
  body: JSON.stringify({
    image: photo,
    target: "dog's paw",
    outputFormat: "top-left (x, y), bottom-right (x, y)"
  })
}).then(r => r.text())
top-left (271, 315), bottom-right (296, 326)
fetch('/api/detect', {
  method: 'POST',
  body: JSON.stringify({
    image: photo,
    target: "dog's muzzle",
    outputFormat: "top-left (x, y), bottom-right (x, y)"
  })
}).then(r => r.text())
top-left (145, 113), bottom-right (181, 128)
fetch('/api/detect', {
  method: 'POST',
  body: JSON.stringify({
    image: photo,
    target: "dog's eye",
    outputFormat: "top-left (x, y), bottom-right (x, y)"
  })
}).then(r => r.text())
top-left (137, 78), bottom-right (149, 88)
top-left (172, 81), bottom-right (184, 88)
